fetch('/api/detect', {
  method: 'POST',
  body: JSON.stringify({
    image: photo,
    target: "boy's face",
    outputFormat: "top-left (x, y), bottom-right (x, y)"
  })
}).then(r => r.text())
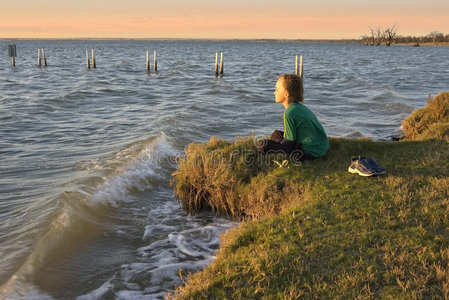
top-left (274, 78), bottom-right (288, 104)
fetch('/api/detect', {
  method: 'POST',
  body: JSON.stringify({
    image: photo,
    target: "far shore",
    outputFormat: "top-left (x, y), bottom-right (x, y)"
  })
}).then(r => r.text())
top-left (1, 37), bottom-right (448, 47)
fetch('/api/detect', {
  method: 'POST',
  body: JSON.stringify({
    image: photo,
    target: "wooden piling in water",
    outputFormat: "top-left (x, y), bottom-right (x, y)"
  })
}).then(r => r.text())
top-left (215, 52), bottom-right (219, 77)
top-left (92, 49), bottom-right (96, 68)
top-left (219, 52), bottom-right (224, 75)
top-left (38, 49), bottom-right (41, 67)
top-left (154, 50), bottom-right (157, 72)
top-left (146, 51), bottom-right (150, 72)
top-left (295, 55), bottom-right (303, 78)
top-left (42, 48), bottom-right (47, 67)
top-left (86, 50), bottom-right (90, 69)
top-left (295, 55), bottom-right (298, 76)
top-left (8, 44), bottom-right (17, 67)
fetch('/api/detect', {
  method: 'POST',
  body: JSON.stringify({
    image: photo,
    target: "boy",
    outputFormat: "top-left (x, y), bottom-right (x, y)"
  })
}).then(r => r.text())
top-left (257, 74), bottom-right (329, 160)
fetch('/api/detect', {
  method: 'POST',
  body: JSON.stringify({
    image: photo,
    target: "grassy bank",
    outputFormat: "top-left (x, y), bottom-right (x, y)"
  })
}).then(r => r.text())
top-left (402, 92), bottom-right (449, 141)
top-left (414, 42), bottom-right (449, 47)
top-left (169, 93), bottom-right (449, 298)
top-left (396, 42), bottom-right (449, 47)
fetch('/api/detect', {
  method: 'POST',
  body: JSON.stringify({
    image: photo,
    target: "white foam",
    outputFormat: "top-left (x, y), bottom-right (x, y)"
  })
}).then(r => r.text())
top-left (115, 290), bottom-right (156, 300)
top-left (76, 280), bottom-right (114, 300)
top-left (143, 224), bottom-right (177, 239)
top-left (85, 216), bottom-right (238, 299)
top-left (171, 227), bottom-right (218, 258)
top-left (119, 263), bottom-right (152, 282)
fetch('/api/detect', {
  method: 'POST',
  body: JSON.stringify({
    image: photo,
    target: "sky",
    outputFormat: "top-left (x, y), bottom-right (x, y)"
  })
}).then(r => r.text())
top-left (1, 0), bottom-right (448, 39)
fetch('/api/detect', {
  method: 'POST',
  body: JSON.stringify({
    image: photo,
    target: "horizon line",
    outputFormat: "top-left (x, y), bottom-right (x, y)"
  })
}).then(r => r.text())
top-left (0, 37), bottom-right (362, 42)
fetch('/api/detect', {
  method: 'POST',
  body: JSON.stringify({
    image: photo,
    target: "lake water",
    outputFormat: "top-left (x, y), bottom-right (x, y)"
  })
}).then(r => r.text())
top-left (1, 40), bottom-right (448, 299)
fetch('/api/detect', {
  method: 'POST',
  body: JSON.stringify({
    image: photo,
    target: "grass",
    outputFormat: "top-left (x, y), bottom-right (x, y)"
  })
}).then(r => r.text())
top-left (172, 135), bottom-right (304, 219)
top-left (402, 92), bottom-right (449, 141)
top-left (416, 42), bottom-right (449, 47)
top-left (169, 93), bottom-right (449, 299)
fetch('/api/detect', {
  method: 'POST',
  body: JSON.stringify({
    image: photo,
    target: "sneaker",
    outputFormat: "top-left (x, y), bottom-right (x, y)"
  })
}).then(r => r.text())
top-left (348, 157), bottom-right (376, 176)
top-left (365, 158), bottom-right (386, 175)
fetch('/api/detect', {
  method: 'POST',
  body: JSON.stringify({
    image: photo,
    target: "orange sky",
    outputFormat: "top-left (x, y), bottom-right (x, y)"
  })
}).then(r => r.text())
top-left (1, 0), bottom-right (448, 39)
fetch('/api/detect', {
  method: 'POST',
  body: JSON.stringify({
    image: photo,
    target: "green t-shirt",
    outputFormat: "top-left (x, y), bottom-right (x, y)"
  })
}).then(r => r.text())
top-left (283, 102), bottom-right (329, 157)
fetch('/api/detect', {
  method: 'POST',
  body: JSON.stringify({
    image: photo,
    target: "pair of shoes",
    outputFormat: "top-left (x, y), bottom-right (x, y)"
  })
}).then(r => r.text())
top-left (348, 156), bottom-right (386, 176)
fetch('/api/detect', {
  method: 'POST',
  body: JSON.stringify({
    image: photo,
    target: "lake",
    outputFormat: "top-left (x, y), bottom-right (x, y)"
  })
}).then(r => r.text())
top-left (1, 39), bottom-right (448, 299)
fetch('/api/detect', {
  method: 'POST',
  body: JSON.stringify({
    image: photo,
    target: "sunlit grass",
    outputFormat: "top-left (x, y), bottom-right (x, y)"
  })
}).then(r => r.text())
top-left (402, 91), bottom-right (449, 140)
top-left (169, 93), bottom-right (449, 298)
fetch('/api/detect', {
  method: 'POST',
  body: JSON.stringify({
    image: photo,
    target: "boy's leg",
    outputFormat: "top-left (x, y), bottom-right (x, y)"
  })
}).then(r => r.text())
top-left (257, 139), bottom-right (296, 154)
top-left (257, 139), bottom-right (315, 161)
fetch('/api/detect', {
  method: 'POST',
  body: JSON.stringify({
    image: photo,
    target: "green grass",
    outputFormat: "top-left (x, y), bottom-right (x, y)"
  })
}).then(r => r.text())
top-left (169, 94), bottom-right (449, 299)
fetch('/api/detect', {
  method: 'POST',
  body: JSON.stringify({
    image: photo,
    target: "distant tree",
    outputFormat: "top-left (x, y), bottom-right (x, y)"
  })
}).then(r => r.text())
top-left (384, 25), bottom-right (397, 46)
top-left (360, 35), bottom-right (371, 45)
top-left (368, 26), bottom-right (376, 46)
top-left (427, 31), bottom-right (445, 43)
top-left (375, 26), bottom-right (384, 46)
top-left (361, 28), bottom-right (448, 46)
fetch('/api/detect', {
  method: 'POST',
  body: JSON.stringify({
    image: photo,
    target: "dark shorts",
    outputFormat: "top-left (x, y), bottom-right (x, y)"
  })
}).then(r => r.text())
top-left (257, 130), bottom-right (315, 161)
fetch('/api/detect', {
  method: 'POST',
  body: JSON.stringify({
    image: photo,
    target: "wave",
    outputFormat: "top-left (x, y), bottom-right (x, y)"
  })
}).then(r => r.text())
top-left (0, 133), bottom-right (180, 299)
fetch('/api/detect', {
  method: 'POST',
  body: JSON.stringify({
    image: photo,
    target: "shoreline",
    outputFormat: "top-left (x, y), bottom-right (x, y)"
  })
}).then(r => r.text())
top-left (0, 37), bottom-right (360, 43)
top-left (2, 38), bottom-right (447, 48)
top-left (169, 92), bottom-right (449, 298)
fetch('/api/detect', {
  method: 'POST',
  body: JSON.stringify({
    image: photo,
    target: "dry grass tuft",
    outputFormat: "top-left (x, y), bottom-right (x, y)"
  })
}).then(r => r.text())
top-left (402, 92), bottom-right (449, 140)
top-left (172, 136), bottom-right (309, 219)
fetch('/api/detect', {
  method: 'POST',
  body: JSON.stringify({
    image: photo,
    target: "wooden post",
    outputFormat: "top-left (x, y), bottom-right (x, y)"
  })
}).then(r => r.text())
top-left (42, 48), bottom-right (47, 67)
top-left (146, 51), bottom-right (150, 72)
top-left (295, 55), bottom-right (303, 78)
top-left (38, 48), bottom-right (41, 67)
top-left (215, 52), bottom-right (218, 77)
top-left (154, 50), bottom-right (157, 72)
top-left (86, 50), bottom-right (90, 69)
top-left (295, 55), bottom-right (298, 76)
top-left (8, 44), bottom-right (16, 67)
top-left (92, 49), bottom-right (96, 68)
top-left (219, 52), bottom-right (224, 75)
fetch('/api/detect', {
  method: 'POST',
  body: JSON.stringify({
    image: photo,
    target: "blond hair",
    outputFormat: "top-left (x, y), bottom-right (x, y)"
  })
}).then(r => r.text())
top-left (278, 74), bottom-right (304, 103)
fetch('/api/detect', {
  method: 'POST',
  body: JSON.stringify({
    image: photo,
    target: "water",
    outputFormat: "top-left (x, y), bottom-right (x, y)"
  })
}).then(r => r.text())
top-left (0, 40), bottom-right (448, 299)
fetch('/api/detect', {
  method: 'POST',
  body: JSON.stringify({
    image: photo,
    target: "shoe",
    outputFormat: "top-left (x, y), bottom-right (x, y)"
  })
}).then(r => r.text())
top-left (348, 157), bottom-right (376, 176)
top-left (348, 156), bottom-right (386, 176)
top-left (365, 158), bottom-right (386, 175)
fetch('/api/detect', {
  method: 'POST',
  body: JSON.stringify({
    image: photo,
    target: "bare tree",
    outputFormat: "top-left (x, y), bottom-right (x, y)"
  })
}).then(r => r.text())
top-left (360, 35), bottom-right (370, 45)
top-left (368, 26), bottom-right (376, 46)
top-left (375, 26), bottom-right (384, 46)
top-left (384, 25), bottom-right (397, 46)
top-left (427, 31), bottom-right (445, 43)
